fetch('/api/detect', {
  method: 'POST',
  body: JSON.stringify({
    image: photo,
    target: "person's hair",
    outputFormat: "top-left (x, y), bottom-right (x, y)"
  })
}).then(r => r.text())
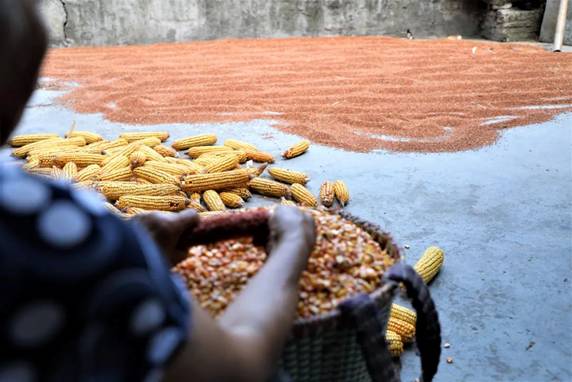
top-left (0, 0), bottom-right (48, 144)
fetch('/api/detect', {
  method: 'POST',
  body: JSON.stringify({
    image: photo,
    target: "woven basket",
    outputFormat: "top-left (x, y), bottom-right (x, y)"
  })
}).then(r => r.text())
top-left (278, 211), bottom-right (441, 382)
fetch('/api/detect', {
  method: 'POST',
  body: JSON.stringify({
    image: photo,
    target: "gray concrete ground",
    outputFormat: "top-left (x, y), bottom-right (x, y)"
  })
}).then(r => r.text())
top-left (2, 89), bottom-right (572, 381)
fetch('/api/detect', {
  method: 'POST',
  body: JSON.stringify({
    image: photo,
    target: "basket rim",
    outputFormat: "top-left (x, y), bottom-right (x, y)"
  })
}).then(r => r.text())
top-left (291, 209), bottom-right (402, 330)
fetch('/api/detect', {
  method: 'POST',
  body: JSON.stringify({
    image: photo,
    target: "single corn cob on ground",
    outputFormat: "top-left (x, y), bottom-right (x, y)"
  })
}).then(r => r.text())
top-left (268, 167), bottom-right (309, 185)
top-left (120, 131), bottom-right (169, 142)
top-left (172, 134), bottom-right (217, 151)
top-left (129, 151), bottom-right (147, 168)
top-left (290, 183), bottom-right (318, 207)
top-left (181, 169), bottom-right (251, 193)
top-left (101, 155), bottom-right (130, 175)
top-left (203, 150), bottom-right (248, 164)
top-left (13, 137), bottom-right (83, 158)
top-left (390, 304), bottom-right (417, 327)
top-left (154, 144), bottom-right (177, 157)
top-left (75, 165), bottom-right (101, 182)
top-left (137, 145), bottom-right (168, 162)
top-left (97, 182), bottom-right (180, 201)
top-left (225, 188), bottom-right (252, 200)
top-left (99, 166), bottom-right (133, 182)
top-left (66, 130), bottom-right (103, 144)
top-left (249, 177), bottom-right (290, 198)
top-left (203, 155), bottom-right (240, 174)
top-left (116, 195), bottom-right (188, 212)
top-left (385, 330), bottom-right (404, 358)
top-left (144, 161), bottom-right (197, 176)
top-left (133, 166), bottom-right (180, 185)
top-left (187, 146), bottom-right (233, 159)
top-left (224, 139), bottom-right (257, 152)
top-left (320, 181), bottom-right (335, 207)
top-left (9, 133), bottom-right (60, 147)
top-left (283, 140), bottom-right (310, 159)
top-left (219, 192), bottom-right (245, 209)
top-left (387, 318), bottom-right (416, 343)
top-left (333, 180), bottom-right (350, 206)
top-left (414, 246), bottom-right (444, 284)
top-left (246, 151), bottom-right (275, 163)
top-left (54, 152), bottom-right (106, 167)
top-left (62, 162), bottom-right (78, 181)
top-left (203, 190), bottom-right (226, 211)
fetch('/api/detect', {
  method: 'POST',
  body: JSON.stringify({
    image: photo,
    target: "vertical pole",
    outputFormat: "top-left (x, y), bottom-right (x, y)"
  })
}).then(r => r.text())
top-left (554, 0), bottom-right (569, 52)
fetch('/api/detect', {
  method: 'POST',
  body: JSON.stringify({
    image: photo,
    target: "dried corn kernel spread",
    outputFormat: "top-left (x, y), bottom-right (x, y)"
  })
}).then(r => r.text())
top-left (174, 210), bottom-right (397, 318)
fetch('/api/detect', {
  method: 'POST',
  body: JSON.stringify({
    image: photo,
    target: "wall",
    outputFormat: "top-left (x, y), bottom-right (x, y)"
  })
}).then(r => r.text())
top-left (539, 0), bottom-right (572, 45)
top-left (40, 0), bottom-right (485, 46)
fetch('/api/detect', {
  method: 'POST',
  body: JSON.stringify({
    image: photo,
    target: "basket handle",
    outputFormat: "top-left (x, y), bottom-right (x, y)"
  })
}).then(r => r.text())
top-left (386, 263), bottom-right (442, 382)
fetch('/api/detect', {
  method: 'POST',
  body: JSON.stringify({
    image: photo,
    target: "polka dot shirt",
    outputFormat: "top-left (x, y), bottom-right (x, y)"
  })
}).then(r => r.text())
top-left (0, 165), bottom-right (191, 382)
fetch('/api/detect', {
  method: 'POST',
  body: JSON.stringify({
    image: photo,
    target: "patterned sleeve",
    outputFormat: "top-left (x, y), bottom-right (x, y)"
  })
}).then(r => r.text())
top-left (0, 165), bottom-right (191, 382)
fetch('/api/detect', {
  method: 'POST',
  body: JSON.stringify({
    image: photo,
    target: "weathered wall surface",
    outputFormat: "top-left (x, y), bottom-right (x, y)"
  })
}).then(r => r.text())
top-left (41, 0), bottom-right (485, 46)
top-left (539, 0), bottom-right (572, 45)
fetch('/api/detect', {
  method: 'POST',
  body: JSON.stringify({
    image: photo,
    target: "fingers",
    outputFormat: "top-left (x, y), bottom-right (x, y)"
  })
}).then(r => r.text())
top-left (268, 206), bottom-right (317, 255)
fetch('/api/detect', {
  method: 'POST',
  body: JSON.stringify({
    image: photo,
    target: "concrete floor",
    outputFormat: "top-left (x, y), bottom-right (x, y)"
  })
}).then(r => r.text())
top-left (2, 89), bottom-right (572, 381)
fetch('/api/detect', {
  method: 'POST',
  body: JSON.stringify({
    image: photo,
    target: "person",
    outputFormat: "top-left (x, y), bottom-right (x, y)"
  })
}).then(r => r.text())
top-left (0, 1), bottom-right (316, 381)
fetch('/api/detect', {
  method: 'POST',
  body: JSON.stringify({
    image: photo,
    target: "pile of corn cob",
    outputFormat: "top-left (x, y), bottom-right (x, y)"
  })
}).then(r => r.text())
top-left (9, 130), bottom-right (350, 216)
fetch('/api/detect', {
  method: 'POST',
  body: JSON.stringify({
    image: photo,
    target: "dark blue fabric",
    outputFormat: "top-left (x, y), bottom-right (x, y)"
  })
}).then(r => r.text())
top-left (0, 166), bottom-right (190, 381)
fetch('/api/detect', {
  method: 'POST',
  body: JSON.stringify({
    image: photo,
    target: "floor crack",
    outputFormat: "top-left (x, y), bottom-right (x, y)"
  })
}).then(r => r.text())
top-left (60, 0), bottom-right (70, 45)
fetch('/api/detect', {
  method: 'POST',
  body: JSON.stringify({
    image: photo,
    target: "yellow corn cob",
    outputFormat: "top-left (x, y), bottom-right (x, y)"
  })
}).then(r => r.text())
top-left (12, 137), bottom-right (80, 158)
top-left (190, 192), bottom-right (202, 203)
top-left (51, 167), bottom-right (65, 180)
top-left (29, 147), bottom-right (81, 167)
top-left (290, 183), bottom-right (317, 207)
top-left (219, 192), bottom-right (244, 209)
top-left (9, 133), bottom-right (60, 147)
top-left (249, 177), bottom-right (290, 198)
top-left (138, 145), bottom-right (168, 163)
top-left (116, 195), bottom-right (188, 212)
top-left (268, 167), bottom-right (309, 185)
top-left (54, 152), bottom-right (106, 167)
top-left (390, 304), bottom-right (417, 327)
top-left (225, 188), bottom-right (252, 200)
top-left (120, 131), bottom-right (169, 142)
top-left (144, 161), bottom-right (196, 176)
top-left (62, 162), bottom-right (78, 181)
top-left (102, 142), bottom-right (143, 165)
top-left (172, 134), bottom-right (217, 151)
top-left (133, 166), bottom-right (179, 185)
top-left (98, 138), bottom-right (129, 151)
top-left (129, 151), bottom-right (147, 168)
top-left (165, 157), bottom-right (201, 169)
top-left (97, 182), bottom-right (180, 201)
top-left (181, 169), bottom-right (251, 193)
top-left (333, 180), bottom-right (350, 206)
top-left (22, 158), bottom-right (40, 171)
top-left (66, 130), bottom-right (103, 144)
top-left (203, 155), bottom-right (240, 174)
top-left (187, 146), bottom-right (233, 159)
top-left (99, 166), bottom-right (133, 182)
top-left (136, 137), bottom-right (163, 148)
top-left (154, 144), bottom-right (177, 158)
top-left (283, 140), bottom-right (310, 159)
top-left (385, 331), bottom-right (404, 358)
top-left (387, 318), bottom-right (416, 343)
top-left (319, 181), bottom-right (335, 207)
top-left (188, 201), bottom-right (208, 213)
top-left (247, 151), bottom-right (275, 164)
top-left (281, 198), bottom-right (297, 207)
top-left (414, 246), bottom-right (444, 284)
top-left (224, 139), bottom-right (257, 152)
top-left (194, 155), bottom-right (219, 167)
top-left (75, 164), bottom-right (101, 182)
top-left (203, 190), bottom-right (226, 211)
top-left (101, 155), bottom-right (130, 176)
top-left (202, 150), bottom-right (248, 164)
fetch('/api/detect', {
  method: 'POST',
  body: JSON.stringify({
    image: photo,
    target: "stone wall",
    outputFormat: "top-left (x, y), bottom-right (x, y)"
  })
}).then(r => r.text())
top-left (539, 0), bottom-right (572, 45)
top-left (40, 0), bottom-right (485, 46)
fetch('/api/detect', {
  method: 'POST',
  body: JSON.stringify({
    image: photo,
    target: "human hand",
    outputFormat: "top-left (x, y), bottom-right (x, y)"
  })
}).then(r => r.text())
top-left (135, 209), bottom-right (200, 266)
top-left (267, 206), bottom-right (316, 260)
